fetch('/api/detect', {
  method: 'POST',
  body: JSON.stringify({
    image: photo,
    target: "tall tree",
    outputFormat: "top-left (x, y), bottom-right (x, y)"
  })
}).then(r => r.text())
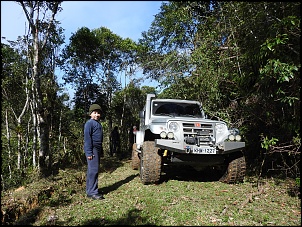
top-left (59, 26), bottom-right (140, 132)
top-left (18, 1), bottom-right (63, 177)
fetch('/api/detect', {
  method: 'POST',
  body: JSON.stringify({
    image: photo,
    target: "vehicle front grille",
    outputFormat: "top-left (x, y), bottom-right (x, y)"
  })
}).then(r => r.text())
top-left (182, 122), bottom-right (214, 145)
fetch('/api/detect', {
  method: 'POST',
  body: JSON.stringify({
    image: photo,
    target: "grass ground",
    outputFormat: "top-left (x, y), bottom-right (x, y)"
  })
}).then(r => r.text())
top-left (1, 157), bottom-right (300, 226)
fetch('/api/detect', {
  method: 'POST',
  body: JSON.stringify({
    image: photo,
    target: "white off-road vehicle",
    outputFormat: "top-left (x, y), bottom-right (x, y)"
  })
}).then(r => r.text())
top-left (132, 94), bottom-right (246, 184)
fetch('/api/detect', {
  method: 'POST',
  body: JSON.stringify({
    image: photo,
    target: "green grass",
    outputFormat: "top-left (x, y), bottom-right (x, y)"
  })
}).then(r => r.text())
top-left (2, 157), bottom-right (300, 226)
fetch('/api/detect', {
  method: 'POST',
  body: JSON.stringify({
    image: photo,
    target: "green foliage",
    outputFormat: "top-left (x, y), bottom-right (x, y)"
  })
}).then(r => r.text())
top-left (259, 58), bottom-right (298, 83)
top-left (110, 83), bottom-right (156, 151)
top-left (260, 135), bottom-right (279, 150)
top-left (296, 178), bottom-right (300, 187)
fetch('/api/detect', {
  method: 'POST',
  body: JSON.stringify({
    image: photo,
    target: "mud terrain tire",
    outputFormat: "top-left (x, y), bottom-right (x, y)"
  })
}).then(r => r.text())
top-left (140, 141), bottom-right (162, 184)
top-left (131, 143), bottom-right (140, 170)
top-left (219, 156), bottom-right (246, 184)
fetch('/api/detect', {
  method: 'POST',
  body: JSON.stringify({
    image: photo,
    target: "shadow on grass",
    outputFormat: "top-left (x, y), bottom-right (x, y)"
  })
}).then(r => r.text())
top-left (99, 173), bottom-right (139, 195)
top-left (80, 208), bottom-right (156, 226)
top-left (160, 164), bottom-right (223, 183)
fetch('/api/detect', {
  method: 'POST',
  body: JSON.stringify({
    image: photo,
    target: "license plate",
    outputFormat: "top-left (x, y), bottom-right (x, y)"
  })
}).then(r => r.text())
top-left (192, 147), bottom-right (216, 154)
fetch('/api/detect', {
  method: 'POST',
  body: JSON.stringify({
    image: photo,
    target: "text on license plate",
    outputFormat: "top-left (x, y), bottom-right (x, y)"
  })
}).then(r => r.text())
top-left (192, 147), bottom-right (216, 154)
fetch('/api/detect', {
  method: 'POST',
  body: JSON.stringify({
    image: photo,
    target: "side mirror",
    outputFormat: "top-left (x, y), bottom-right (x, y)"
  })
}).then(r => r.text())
top-left (139, 110), bottom-right (145, 118)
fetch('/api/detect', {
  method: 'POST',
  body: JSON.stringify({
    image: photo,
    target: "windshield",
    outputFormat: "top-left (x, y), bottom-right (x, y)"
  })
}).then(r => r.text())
top-left (152, 101), bottom-right (203, 117)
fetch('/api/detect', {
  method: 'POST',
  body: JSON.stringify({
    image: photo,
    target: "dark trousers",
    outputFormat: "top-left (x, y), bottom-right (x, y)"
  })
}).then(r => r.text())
top-left (111, 142), bottom-right (119, 155)
top-left (86, 147), bottom-right (100, 196)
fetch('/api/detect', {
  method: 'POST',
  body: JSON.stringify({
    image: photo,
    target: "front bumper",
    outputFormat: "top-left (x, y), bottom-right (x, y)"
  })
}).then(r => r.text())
top-left (155, 139), bottom-right (245, 154)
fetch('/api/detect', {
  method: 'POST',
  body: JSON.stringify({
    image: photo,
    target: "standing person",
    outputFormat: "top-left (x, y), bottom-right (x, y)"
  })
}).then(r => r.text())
top-left (128, 127), bottom-right (134, 154)
top-left (132, 125), bottom-right (137, 143)
top-left (128, 125), bottom-right (137, 157)
top-left (83, 104), bottom-right (105, 200)
top-left (109, 126), bottom-right (120, 157)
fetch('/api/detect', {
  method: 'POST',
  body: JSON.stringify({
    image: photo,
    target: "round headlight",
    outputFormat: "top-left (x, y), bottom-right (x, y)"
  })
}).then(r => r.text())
top-left (235, 135), bottom-right (242, 141)
top-left (160, 131), bottom-right (167, 138)
top-left (229, 134), bottom-right (235, 141)
top-left (216, 123), bottom-right (227, 134)
top-left (169, 122), bottom-right (179, 132)
top-left (167, 132), bottom-right (174, 139)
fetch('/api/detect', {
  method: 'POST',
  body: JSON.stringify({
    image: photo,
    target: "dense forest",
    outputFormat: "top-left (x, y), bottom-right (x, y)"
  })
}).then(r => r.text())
top-left (1, 1), bottom-right (300, 192)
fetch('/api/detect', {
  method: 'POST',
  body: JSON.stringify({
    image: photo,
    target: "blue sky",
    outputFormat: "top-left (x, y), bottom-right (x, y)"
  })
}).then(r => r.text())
top-left (1, 1), bottom-right (164, 102)
top-left (1, 1), bottom-right (163, 42)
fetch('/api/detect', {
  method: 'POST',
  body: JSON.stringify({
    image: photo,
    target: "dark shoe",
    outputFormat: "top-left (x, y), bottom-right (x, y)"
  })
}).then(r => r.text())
top-left (87, 194), bottom-right (105, 200)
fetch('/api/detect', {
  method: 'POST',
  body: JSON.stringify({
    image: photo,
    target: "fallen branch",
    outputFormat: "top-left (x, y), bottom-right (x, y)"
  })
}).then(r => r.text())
top-left (239, 186), bottom-right (265, 210)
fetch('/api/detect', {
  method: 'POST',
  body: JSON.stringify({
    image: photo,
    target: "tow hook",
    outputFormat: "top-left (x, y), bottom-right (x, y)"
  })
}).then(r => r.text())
top-left (163, 150), bottom-right (168, 156)
top-left (185, 146), bottom-right (191, 154)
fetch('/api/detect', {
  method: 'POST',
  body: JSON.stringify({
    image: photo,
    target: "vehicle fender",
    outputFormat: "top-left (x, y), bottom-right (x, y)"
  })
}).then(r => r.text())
top-left (136, 131), bottom-right (144, 149)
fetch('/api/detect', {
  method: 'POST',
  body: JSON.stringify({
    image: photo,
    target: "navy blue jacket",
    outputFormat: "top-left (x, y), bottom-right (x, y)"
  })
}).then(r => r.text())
top-left (84, 119), bottom-right (103, 157)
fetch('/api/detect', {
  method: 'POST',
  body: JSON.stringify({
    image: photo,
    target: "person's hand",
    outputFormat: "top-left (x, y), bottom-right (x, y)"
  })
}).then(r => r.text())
top-left (88, 155), bottom-right (94, 160)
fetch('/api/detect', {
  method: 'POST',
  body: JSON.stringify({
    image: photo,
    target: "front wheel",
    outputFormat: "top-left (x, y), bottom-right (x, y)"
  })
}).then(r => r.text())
top-left (140, 141), bottom-right (162, 184)
top-left (219, 155), bottom-right (246, 184)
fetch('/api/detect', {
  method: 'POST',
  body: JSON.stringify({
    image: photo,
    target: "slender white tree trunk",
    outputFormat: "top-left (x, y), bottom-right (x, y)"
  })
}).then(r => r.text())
top-left (5, 109), bottom-right (12, 179)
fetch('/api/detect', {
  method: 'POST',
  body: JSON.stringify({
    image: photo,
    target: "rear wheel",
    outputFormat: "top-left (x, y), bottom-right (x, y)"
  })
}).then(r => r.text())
top-left (140, 141), bottom-right (162, 184)
top-left (219, 155), bottom-right (246, 184)
top-left (131, 143), bottom-right (140, 170)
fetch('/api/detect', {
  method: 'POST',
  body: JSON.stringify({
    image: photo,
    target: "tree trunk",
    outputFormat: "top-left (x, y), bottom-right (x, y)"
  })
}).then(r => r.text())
top-left (30, 100), bottom-right (38, 168)
top-left (5, 109), bottom-right (12, 180)
top-left (32, 42), bottom-right (50, 177)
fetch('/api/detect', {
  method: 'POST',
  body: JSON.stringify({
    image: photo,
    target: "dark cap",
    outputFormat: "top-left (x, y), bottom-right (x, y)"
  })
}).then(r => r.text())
top-left (89, 104), bottom-right (101, 114)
